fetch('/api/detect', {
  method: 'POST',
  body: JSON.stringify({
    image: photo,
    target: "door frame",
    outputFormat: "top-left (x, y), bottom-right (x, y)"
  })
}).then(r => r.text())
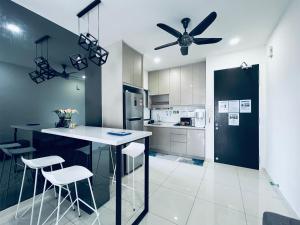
top-left (213, 65), bottom-right (260, 169)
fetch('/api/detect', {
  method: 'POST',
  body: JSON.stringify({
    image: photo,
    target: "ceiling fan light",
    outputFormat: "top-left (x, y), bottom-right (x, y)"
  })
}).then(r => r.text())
top-left (28, 70), bottom-right (46, 84)
top-left (69, 54), bottom-right (88, 71)
top-left (78, 33), bottom-right (98, 51)
top-left (89, 45), bottom-right (109, 66)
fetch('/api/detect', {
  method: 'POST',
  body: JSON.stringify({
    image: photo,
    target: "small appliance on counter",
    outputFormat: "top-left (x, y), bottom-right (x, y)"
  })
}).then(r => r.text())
top-left (195, 109), bottom-right (206, 128)
top-left (176, 117), bottom-right (194, 127)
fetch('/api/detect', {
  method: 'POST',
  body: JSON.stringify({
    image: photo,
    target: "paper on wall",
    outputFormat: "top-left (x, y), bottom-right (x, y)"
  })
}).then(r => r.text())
top-left (218, 101), bottom-right (228, 113)
top-left (240, 100), bottom-right (251, 113)
top-left (228, 100), bottom-right (240, 113)
top-left (228, 113), bottom-right (239, 126)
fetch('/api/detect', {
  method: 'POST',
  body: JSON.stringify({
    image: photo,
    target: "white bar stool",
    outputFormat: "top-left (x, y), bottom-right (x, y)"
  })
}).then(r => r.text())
top-left (112, 142), bottom-right (145, 211)
top-left (38, 165), bottom-right (101, 225)
top-left (15, 155), bottom-right (73, 225)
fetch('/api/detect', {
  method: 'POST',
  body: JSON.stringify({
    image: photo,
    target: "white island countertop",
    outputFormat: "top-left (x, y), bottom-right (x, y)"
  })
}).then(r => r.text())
top-left (42, 126), bottom-right (152, 146)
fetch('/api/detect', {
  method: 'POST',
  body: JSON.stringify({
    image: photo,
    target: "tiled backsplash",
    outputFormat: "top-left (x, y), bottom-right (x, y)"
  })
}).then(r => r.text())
top-left (151, 106), bottom-right (205, 123)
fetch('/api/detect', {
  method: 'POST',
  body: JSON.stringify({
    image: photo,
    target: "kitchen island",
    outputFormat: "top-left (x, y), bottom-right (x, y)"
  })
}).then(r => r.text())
top-left (42, 126), bottom-right (152, 225)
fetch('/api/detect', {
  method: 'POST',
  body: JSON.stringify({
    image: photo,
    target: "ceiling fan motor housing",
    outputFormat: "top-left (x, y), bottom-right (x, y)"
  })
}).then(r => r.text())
top-left (179, 33), bottom-right (193, 47)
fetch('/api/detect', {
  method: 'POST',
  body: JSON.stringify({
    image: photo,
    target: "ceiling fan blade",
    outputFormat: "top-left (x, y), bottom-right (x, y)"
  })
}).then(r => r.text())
top-left (180, 46), bottom-right (189, 56)
top-left (193, 37), bottom-right (222, 45)
top-left (189, 12), bottom-right (217, 37)
top-left (157, 23), bottom-right (182, 38)
top-left (154, 41), bottom-right (178, 50)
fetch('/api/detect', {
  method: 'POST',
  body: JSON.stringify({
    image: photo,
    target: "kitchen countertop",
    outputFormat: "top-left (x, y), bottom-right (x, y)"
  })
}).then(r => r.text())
top-left (144, 122), bottom-right (205, 130)
top-left (42, 126), bottom-right (152, 146)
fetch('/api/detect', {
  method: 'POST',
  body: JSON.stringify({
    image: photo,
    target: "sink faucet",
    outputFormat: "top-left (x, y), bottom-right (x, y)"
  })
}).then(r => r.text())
top-left (157, 113), bottom-right (161, 123)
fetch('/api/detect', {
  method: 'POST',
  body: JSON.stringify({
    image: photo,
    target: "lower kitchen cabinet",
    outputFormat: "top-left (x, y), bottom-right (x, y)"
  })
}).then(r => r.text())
top-left (148, 127), bottom-right (170, 152)
top-left (145, 126), bottom-right (205, 159)
top-left (187, 129), bottom-right (205, 158)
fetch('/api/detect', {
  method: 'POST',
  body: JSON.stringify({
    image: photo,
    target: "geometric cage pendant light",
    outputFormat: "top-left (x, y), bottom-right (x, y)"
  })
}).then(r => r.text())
top-left (88, 4), bottom-right (109, 66)
top-left (70, 0), bottom-right (108, 70)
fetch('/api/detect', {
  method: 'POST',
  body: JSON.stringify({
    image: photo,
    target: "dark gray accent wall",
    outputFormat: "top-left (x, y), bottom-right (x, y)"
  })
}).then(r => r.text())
top-left (0, 61), bottom-right (85, 142)
top-left (85, 63), bottom-right (102, 126)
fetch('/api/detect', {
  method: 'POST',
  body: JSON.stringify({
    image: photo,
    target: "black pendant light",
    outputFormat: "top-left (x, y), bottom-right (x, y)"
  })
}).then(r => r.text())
top-left (70, 0), bottom-right (108, 70)
top-left (28, 70), bottom-right (45, 84)
top-left (70, 16), bottom-right (89, 70)
top-left (89, 4), bottom-right (109, 66)
top-left (29, 35), bottom-right (56, 84)
top-left (79, 33), bottom-right (98, 51)
top-left (70, 53), bottom-right (88, 71)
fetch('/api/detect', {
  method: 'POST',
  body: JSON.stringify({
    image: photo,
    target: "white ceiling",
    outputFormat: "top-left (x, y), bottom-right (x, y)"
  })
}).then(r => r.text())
top-left (12, 0), bottom-right (291, 71)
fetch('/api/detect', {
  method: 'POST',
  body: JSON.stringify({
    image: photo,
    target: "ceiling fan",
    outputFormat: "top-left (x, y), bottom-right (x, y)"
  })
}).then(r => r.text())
top-left (55, 64), bottom-right (78, 79)
top-left (154, 12), bottom-right (222, 56)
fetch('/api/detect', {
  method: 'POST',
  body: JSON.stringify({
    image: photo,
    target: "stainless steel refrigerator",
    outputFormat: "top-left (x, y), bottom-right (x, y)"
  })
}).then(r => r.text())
top-left (123, 85), bottom-right (144, 174)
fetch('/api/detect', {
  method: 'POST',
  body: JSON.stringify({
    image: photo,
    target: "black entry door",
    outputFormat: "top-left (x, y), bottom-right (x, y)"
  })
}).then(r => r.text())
top-left (214, 65), bottom-right (259, 169)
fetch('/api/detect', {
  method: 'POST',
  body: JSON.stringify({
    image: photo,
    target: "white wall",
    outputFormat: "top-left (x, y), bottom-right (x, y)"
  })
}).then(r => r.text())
top-left (143, 70), bottom-right (148, 90)
top-left (205, 47), bottom-right (267, 167)
top-left (102, 41), bottom-right (123, 128)
top-left (265, 0), bottom-right (300, 216)
top-left (0, 61), bottom-right (85, 142)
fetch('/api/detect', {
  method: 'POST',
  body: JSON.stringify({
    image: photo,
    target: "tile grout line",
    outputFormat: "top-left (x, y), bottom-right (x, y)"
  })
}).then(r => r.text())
top-left (184, 162), bottom-right (208, 225)
top-left (237, 167), bottom-right (249, 225)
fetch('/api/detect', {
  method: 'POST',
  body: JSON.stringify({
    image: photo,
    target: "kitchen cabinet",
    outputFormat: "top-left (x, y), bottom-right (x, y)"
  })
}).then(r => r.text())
top-left (192, 62), bottom-right (206, 105)
top-left (170, 128), bottom-right (187, 155)
top-left (180, 64), bottom-right (193, 105)
top-left (158, 69), bottom-right (170, 95)
top-left (148, 62), bottom-right (206, 106)
top-left (169, 67), bottom-right (181, 106)
top-left (147, 127), bottom-right (170, 152)
top-left (145, 126), bottom-right (205, 159)
top-left (122, 42), bottom-right (143, 88)
top-left (187, 129), bottom-right (205, 158)
top-left (148, 71), bottom-right (159, 95)
top-left (133, 53), bottom-right (143, 87)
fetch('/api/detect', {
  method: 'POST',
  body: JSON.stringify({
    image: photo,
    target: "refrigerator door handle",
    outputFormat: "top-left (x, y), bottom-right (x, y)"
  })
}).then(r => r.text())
top-left (127, 117), bottom-right (142, 121)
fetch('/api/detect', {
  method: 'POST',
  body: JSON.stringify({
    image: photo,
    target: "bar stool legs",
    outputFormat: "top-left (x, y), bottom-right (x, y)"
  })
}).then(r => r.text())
top-left (74, 181), bottom-right (81, 217)
top-left (37, 166), bottom-right (101, 225)
top-left (30, 169), bottom-right (38, 225)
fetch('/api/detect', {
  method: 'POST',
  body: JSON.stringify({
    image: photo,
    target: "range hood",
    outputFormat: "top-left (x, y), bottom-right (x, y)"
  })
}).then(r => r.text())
top-left (150, 94), bottom-right (169, 109)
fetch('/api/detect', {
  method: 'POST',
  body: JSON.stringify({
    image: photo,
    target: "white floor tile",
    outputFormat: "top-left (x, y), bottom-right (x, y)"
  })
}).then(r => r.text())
top-left (197, 179), bottom-right (244, 212)
top-left (0, 157), bottom-right (297, 225)
top-left (150, 186), bottom-right (195, 225)
top-left (245, 214), bottom-right (263, 225)
top-left (160, 162), bottom-right (204, 196)
top-left (242, 190), bottom-right (293, 218)
top-left (187, 198), bottom-right (247, 225)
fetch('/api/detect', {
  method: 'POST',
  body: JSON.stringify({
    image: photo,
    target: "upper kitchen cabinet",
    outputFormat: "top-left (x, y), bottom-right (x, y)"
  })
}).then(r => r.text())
top-left (158, 69), bottom-right (170, 95)
top-left (192, 62), bottom-right (206, 105)
top-left (180, 64), bottom-right (193, 105)
top-left (148, 62), bottom-right (206, 106)
top-left (122, 42), bottom-right (143, 88)
top-left (169, 67), bottom-right (181, 106)
top-left (148, 71), bottom-right (159, 95)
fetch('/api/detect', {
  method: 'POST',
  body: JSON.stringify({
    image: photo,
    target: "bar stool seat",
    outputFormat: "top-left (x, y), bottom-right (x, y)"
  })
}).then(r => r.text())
top-left (122, 142), bottom-right (145, 158)
top-left (42, 165), bottom-right (93, 186)
top-left (38, 166), bottom-right (101, 225)
top-left (15, 156), bottom-right (73, 225)
top-left (22, 156), bottom-right (64, 169)
top-left (0, 143), bottom-right (21, 149)
top-left (2, 147), bottom-right (36, 156)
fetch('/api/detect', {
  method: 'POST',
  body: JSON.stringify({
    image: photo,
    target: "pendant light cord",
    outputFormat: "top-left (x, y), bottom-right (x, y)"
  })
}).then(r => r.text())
top-left (98, 5), bottom-right (100, 41)
top-left (88, 13), bottom-right (90, 34)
